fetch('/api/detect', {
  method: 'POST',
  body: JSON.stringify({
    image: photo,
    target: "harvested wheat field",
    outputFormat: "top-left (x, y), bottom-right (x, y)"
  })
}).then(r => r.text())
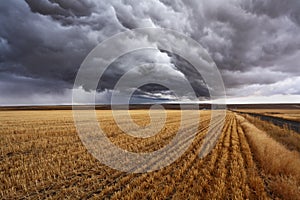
top-left (1, 109), bottom-right (300, 199)
top-left (236, 109), bottom-right (300, 123)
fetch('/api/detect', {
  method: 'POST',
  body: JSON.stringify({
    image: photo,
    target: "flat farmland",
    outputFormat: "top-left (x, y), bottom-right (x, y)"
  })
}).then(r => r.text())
top-left (235, 109), bottom-right (300, 123)
top-left (1, 109), bottom-right (300, 199)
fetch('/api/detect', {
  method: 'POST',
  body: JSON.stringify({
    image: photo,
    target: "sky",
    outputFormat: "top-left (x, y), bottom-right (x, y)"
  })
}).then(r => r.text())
top-left (0, 0), bottom-right (300, 105)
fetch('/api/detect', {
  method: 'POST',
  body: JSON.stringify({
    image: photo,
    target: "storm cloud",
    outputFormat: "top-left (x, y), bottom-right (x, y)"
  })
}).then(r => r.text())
top-left (0, 0), bottom-right (300, 105)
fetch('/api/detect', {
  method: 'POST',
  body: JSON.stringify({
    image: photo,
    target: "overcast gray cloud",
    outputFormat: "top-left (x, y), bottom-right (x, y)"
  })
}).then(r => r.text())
top-left (0, 0), bottom-right (299, 105)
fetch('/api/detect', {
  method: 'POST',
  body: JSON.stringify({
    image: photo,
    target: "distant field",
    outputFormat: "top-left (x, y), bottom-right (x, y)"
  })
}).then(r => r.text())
top-left (1, 109), bottom-right (300, 199)
top-left (236, 109), bottom-right (300, 122)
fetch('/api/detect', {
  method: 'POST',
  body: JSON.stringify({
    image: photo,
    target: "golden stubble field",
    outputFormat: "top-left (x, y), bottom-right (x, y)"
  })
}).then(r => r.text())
top-left (236, 109), bottom-right (300, 122)
top-left (0, 109), bottom-right (300, 199)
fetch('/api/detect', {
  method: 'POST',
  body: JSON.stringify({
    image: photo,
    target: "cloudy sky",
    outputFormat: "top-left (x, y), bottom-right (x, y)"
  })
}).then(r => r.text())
top-left (0, 0), bottom-right (300, 105)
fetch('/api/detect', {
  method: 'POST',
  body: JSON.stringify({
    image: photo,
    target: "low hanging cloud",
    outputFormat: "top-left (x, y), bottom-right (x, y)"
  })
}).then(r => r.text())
top-left (0, 0), bottom-right (300, 105)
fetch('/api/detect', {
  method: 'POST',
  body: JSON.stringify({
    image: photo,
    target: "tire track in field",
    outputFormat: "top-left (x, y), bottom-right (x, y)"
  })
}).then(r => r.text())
top-left (129, 114), bottom-right (231, 199)
top-left (99, 116), bottom-right (213, 198)
top-left (168, 115), bottom-right (232, 199)
top-left (77, 114), bottom-right (204, 198)
top-left (225, 115), bottom-right (249, 199)
top-left (103, 113), bottom-right (203, 153)
top-left (199, 114), bottom-right (233, 199)
top-left (86, 113), bottom-right (223, 198)
top-left (147, 116), bottom-right (225, 197)
top-left (235, 113), bottom-right (269, 199)
top-left (104, 114), bottom-right (218, 198)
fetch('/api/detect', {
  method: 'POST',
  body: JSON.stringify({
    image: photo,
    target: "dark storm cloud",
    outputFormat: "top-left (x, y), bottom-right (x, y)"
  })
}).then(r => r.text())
top-left (0, 0), bottom-right (300, 105)
top-left (0, 0), bottom-right (125, 95)
top-left (0, 73), bottom-right (61, 96)
top-left (24, 0), bottom-right (72, 17)
top-left (0, 1), bottom-right (93, 82)
top-left (249, 0), bottom-right (300, 25)
top-left (97, 49), bottom-right (209, 100)
top-left (179, 0), bottom-right (300, 96)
